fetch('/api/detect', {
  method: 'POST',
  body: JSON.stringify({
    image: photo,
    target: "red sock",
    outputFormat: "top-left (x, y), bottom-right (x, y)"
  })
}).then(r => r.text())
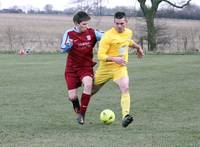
top-left (80, 93), bottom-right (91, 115)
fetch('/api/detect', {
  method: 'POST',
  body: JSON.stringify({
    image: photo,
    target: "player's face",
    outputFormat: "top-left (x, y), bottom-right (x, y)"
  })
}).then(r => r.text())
top-left (78, 20), bottom-right (89, 32)
top-left (114, 18), bottom-right (127, 33)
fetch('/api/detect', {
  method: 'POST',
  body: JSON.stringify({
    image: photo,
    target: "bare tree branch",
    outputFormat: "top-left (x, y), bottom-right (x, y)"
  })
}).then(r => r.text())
top-left (68, 0), bottom-right (85, 4)
top-left (138, 0), bottom-right (146, 4)
top-left (162, 0), bottom-right (192, 8)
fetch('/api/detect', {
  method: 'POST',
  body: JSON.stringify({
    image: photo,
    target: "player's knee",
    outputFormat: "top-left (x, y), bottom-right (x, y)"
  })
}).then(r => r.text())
top-left (68, 95), bottom-right (78, 101)
top-left (84, 83), bottom-right (92, 91)
top-left (121, 86), bottom-right (129, 93)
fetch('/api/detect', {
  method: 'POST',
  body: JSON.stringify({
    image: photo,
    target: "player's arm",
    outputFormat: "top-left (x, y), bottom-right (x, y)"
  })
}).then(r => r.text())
top-left (129, 40), bottom-right (144, 58)
top-left (106, 56), bottom-right (126, 66)
top-left (60, 31), bottom-right (73, 53)
top-left (95, 29), bottom-right (104, 41)
top-left (97, 35), bottom-right (110, 61)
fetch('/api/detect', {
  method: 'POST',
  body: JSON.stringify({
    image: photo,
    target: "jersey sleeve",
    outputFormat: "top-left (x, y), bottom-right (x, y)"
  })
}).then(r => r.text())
top-left (129, 40), bottom-right (136, 47)
top-left (60, 30), bottom-right (73, 53)
top-left (128, 30), bottom-right (135, 47)
top-left (95, 29), bottom-right (104, 41)
top-left (97, 33), bottom-right (110, 61)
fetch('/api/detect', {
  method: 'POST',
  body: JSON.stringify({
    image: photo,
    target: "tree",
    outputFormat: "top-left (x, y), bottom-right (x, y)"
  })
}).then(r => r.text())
top-left (137, 0), bottom-right (191, 51)
top-left (44, 4), bottom-right (53, 13)
top-left (69, 0), bottom-right (105, 15)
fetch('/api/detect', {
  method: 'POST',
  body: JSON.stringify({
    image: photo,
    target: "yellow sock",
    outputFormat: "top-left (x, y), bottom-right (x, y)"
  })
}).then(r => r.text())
top-left (121, 92), bottom-right (130, 119)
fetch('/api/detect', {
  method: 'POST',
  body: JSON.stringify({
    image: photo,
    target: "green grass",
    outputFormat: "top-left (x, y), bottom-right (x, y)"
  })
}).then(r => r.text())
top-left (0, 54), bottom-right (200, 147)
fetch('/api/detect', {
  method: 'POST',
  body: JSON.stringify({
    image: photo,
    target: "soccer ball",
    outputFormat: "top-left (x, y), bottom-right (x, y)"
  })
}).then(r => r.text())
top-left (100, 109), bottom-right (115, 125)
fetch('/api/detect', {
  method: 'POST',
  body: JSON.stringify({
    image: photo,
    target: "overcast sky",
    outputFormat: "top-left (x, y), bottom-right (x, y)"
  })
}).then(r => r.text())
top-left (0, 0), bottom-right (199, 10)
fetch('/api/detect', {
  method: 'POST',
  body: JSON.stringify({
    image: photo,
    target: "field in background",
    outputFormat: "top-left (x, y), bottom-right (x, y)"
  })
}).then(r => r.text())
top-left (0, 13), bottom-right (200, 53)
top-left (0, 54), bottom-right (200, 147)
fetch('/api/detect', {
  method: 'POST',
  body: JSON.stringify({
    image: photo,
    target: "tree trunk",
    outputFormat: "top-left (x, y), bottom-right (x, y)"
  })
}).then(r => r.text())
top-left (145, 14), bottom-right (157, 51)
top-left (139, 1), bottom-right (158, 52)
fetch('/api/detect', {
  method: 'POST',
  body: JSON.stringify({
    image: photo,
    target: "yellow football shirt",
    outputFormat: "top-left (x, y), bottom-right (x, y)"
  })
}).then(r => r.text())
top-left (94, 27), bottom-right (135, 84)
top-left (97, 27), bottom-right (134, 67)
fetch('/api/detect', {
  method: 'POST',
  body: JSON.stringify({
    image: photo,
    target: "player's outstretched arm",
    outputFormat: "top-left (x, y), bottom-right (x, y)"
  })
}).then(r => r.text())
top-left (130, 40), bottom-right (144, 58)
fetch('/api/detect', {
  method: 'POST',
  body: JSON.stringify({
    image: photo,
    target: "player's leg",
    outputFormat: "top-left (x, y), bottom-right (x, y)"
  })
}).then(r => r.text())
top-left (65, 70), bottom-right (81, 114)
top-left (92, 66), bottom-right (111, 95)
top-left (113, 67), bottom-right (133, 127)
top-left (68, 89), bottom-right (80, 113)
top-left (114, 77), bottom-right (133, 127)
top-left (77, 75), bottom-right (93, 125)
top-left (91, 83), bottom-right (105, 96)
top-left (114, 76), bottom-right (130, 118)
top-left (81, 75), bottom-right (93, 113)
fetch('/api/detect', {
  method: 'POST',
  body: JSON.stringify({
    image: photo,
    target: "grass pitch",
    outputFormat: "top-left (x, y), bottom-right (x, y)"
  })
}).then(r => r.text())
top-left (0, 54), bottom-right (200, 147)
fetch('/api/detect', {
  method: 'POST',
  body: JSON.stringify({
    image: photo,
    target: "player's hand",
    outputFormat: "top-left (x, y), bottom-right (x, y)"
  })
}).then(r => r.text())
top-left (136, 47), bottom-right (144, 59)
top-left (112, 57), bottom-right (126, 66)
top-left (69, 39), bottom-right (73, 45)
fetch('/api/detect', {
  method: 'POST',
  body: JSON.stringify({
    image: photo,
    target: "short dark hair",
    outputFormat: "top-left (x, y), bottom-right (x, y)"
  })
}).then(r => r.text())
top-left (73, 11), bottom-right (91, 24)
top-left (114, 12), bottom-right (126, 19)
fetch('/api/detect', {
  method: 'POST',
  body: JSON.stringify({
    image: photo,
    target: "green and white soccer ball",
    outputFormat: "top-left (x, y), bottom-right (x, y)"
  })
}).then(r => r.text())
top-left (100, 109), bottom-right (115, 125)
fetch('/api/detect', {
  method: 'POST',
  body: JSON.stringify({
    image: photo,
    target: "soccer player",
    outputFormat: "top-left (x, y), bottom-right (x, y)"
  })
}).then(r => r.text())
top-left (92, 12), bottom-right (144, 127)
top-left (60, 11), bottom-right (102, 125)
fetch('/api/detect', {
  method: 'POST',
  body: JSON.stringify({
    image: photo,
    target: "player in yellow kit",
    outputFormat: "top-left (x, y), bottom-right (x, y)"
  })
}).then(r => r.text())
top-left (92, 12), bottom-right (144, 128)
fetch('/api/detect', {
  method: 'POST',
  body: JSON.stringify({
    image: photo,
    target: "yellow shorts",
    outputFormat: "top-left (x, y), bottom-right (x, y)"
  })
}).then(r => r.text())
top-left (94, 65), bottom-right (128, 85)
